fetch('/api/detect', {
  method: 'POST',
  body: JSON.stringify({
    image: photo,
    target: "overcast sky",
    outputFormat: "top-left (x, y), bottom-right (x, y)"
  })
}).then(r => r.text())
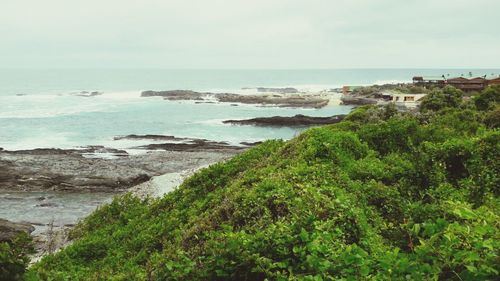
top-left (1, 0), bottom-right (499, 69)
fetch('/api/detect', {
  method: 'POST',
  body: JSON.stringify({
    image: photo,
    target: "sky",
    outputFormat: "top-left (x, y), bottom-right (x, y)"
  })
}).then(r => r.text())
top-left (1, 0), bottom-right (499, 69)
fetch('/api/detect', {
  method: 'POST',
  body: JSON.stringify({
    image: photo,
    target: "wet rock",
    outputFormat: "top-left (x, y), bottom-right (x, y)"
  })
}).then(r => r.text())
top-left (224, 114), bottom-right (346, 127)
top-left (137, 139), bottom-right (244, 152)
top-left (114, 134), bottom-right (188, 141)
top-left (0, 218), bottom-right (35, 242)
top-left (36, 202), bottom-right (58, 208)
top-left (74, 91), bottom-right (103, 97)
top-left (116, 135), bottom-right (246, 152)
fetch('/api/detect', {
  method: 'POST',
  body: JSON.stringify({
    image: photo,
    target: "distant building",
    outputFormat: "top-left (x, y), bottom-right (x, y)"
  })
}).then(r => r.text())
top-left (412, 76), bottom-right (445, 87)
top-left (390, 93), bottom-right (427, 109)
top-left (412, 75), bottom-right (500, 92)
top-left (446, 77), bottom-right (488, 92)
top-left (488, 77), bottom-right (500, 85)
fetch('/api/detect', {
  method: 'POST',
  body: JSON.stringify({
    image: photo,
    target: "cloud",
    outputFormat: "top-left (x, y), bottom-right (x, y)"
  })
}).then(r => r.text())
top-left (1, 0), bottom-right (499, 68)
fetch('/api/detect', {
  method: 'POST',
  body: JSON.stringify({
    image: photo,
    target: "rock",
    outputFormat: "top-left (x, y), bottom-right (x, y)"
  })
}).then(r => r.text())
top-left (136, 139), bottom-right (244, 152)
top-left (224, 114), bottom-right (346, 127)
top-left (340, 96), bottom-right (378, 105)
top-left (74, 91), bottom-right (103, 97)
top-left (36, 203), bottom-right (58, 208)
top-left (256, 87), bottom-right (299, 94)
top-left (215, 93), bottom-right (329, 108)
top-left (0, 140), bottom-right (243, 192)
top-left (0, 218), bottom-right (35, 242)
top-left (141, 90), bottom-right (205, 101)
top-left (114, 134), bottom-right (188, 141)
top-left (141, 89), bottom-right (330, 108)
top-left (240, 141), bottom-right (263, 146)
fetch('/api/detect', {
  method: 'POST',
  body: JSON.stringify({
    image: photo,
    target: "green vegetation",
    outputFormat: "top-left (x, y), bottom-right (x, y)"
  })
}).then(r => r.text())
top-left (9, 86), bottom-right (500, 280)
top-left (0, 233), bottom-right (34, 281)
top-left (351, 84), bottom-right (430, 97)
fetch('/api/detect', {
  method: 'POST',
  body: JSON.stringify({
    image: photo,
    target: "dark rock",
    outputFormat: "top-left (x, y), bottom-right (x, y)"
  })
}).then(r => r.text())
top-left (240, 141), bottom-right (263, 146)
top-left (224, 114), bottom-right (346, 127)
top-left (36, 202), bottom-right (58, 208)
top-left (137, 139), bottom-right (244, 152)
top-left (75, 91), bottom-right (103, 97)
top-left (0, 219), bottom-right (35, 242)
top-left (114, 134), bottom-right (188, 141)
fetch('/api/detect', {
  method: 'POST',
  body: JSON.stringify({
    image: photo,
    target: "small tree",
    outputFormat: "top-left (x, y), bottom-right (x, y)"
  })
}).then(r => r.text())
top-left (420, 86), bottom-right (463, 112)
top-left (474, 85), bottom-right (500, 111)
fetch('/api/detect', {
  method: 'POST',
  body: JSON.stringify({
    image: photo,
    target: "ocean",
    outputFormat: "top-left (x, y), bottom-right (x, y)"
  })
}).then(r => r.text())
top-left (2, 68), bottom-right (498, 151)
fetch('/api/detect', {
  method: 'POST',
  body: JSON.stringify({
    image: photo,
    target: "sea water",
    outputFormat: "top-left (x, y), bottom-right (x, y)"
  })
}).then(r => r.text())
top-left (1, 68), bottom-right (498, 151)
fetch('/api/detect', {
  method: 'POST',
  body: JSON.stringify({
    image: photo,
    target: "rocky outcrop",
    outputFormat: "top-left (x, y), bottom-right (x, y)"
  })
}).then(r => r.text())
top-left (340, 95), bottom-right (379, 106)
top-left (74, 91), bottom-right (103, 97)
top-left (141, 90), bottom-right (331, 108)
top-left (114, 134), bottom-right (247, 152)
top-left (141, 90), bottom-right (205, 101)
top-left (0, 142), bottom-right (242, 192)
top-left (256, 87), bottom-right (299, 94)
top-left (0, 219), bottom-right (35, 242)
top-left (215, 93), bottom-right (329, 108)
top-left (224, 114), bottom-right (346, 127)
top-left (114, 134), bottom-right (189, 142)
top-left (137, 140), bottom-right (244, 152)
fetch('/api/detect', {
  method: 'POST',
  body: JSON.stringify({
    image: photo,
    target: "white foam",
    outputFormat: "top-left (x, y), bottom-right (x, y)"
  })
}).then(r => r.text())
top-left (0, 91), bottom-right (146, 119)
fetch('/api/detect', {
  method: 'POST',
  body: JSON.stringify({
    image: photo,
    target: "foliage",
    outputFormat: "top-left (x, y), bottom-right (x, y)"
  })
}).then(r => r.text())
top-left (29, 87), bottom-right (500, 280)
top-left (419, 86), bottom-right (463, 112)
top-left (0, 233), bottom-right (35, 281)
top-left (474, 85), bottom-right (500, 111)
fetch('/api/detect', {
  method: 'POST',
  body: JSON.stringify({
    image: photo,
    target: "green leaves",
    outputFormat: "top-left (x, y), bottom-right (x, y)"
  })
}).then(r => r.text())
top-left (0, 232), bottom-right (35, 281)
top-left (30, 87), bottom-right (500, 280)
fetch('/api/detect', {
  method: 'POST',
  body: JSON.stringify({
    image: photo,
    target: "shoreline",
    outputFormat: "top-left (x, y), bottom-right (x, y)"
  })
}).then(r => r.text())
top-left (0, 140), bottom-right (245, 260)
top-left (1, 86), bottom-right (353, 262)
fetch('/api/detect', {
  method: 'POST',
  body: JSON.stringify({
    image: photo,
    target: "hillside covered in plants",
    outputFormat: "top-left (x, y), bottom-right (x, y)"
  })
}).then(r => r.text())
top-left (14, 86), bottom-right (500, 280)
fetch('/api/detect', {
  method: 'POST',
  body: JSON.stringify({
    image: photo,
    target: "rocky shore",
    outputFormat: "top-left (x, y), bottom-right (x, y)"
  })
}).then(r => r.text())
top-left (223, 114), bottom-right (346, 127)
top-left (0, 139), bottom-right (243, 192)
top-left (0, 136), bottom-right (248, 260)
top-left (0, 218), bottom-right (35, 242)
top-left (141, 89), bottom-right (331, 108)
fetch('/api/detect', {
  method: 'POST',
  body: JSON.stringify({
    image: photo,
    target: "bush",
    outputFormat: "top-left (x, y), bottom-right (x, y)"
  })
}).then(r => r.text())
top-left (474, 85), bottom-right (500, 111)
top-left (0, 233), bottom-right (35, 281)
top-left (420, 86), bottom-right (463, 112)
top-left (30, 86), bottom-right (500, 280)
